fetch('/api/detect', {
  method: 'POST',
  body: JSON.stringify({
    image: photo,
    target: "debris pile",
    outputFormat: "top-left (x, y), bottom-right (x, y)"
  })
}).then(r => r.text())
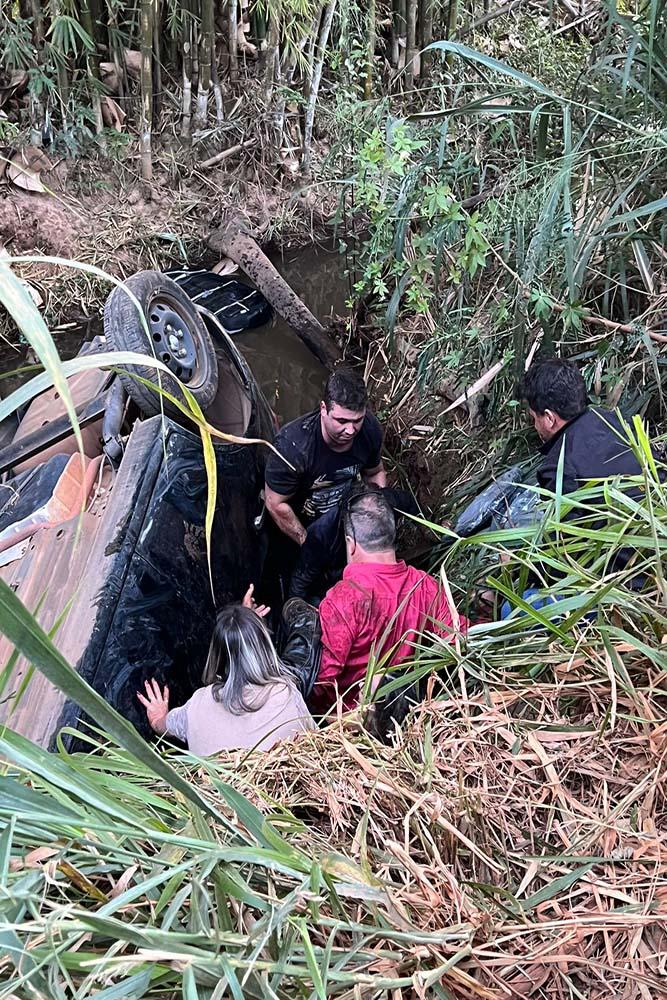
top-left (226, 659), bottom-right (667, 997)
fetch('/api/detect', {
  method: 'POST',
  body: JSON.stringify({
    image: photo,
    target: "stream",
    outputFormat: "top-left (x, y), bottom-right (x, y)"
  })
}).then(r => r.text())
top-left (236, 242), bottom-right (349, 422)
top-left (0, 242), bottom-right (349, 423)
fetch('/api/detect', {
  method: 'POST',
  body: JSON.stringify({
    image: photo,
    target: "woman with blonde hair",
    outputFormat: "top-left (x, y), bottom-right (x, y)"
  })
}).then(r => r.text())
top-left (138, 587), bottom-right (314, 755)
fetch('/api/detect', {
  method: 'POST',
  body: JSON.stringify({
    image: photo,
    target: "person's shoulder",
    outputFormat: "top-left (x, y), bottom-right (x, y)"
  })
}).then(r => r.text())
top-left (266, 410), bottom-right (318, 477)
top-left (404, 563), bottom-right (438, 591)
top-left (321, 576), bottom-right (361, 612)
top-left (588, 406), bottom-right (622, 429)
top-left (184, 684), bottom-right (221, 717)
top-left (275, 409), bottom-right (319, 444)
top-left (190, 684), bottom-right (217, 706)
top-left (262, 680), bottom-right (307, 714)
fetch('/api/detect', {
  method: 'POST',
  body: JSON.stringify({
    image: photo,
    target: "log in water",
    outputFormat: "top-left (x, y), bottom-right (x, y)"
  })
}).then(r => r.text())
top-left (209, 216), bottom-right (341, 369)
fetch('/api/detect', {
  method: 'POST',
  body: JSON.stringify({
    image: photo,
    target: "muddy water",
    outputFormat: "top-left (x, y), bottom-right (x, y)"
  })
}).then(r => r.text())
top-left (0, 321), bottom-right (94, 401)
top-left (236, 243), bottom-right (350, 423)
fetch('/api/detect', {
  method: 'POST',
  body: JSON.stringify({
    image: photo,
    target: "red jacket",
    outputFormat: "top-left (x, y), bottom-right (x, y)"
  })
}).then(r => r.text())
top-left (314, 560), bottom-right (467, 712)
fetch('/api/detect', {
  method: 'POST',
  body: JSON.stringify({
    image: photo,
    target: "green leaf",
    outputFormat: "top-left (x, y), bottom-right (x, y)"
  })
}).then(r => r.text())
top-left (0, 260), bottom-right (84, 466)
top-left (91, 969), bottom-right (153, 1000)
top-left (296, 917), bottom-right (326, 1000)
top-left (521, 863), bottom-right (595, 911)
top-left (426, 41), bottom-right (558, 99)
top-left (0, 813), bottom-right (15, 888)
top-left (598, 195), bottom-right (667, 233)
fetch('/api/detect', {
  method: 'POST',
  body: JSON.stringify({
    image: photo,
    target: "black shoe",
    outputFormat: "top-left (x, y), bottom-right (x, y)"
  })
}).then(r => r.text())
top-left (282, 597), bottom-right (317, 630)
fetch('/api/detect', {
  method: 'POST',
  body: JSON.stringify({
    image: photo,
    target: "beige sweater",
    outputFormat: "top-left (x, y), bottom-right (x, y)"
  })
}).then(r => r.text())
top-left (166, 681), bottom-right (314, 756)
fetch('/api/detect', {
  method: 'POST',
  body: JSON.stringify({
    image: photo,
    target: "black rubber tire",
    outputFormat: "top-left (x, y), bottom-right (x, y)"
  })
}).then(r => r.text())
top-left (104, 270), bottom-right (219, 418)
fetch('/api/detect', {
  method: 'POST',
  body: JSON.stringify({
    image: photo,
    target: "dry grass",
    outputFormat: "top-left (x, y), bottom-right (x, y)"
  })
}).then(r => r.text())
top-left (221, 658), bottom-right (667, 998)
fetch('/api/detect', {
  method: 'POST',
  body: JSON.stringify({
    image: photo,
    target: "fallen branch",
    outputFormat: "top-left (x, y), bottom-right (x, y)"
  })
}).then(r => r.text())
top-left (209, 214), bottom-right (341, 368)
top-left (438, 360), bottom-right (507, 413)
top-left (200, 139), bottom-right (256, 169)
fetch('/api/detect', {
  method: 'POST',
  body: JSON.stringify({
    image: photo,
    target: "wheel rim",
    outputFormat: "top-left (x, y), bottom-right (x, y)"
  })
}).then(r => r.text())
top-left (146, 294), bottom-right (209, 387)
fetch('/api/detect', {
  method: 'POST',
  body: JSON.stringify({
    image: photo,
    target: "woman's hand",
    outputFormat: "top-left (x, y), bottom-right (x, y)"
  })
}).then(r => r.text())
top-left (137, 678), bottom-right (170, 735)
top-left (243, 583), bottom-right (270, 618)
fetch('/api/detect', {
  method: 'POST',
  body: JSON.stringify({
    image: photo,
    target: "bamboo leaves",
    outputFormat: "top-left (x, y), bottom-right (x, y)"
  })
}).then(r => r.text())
top-left (0, 259), bottom-right (84, 460)
top-left (426, 40), bottom-right (559, 99)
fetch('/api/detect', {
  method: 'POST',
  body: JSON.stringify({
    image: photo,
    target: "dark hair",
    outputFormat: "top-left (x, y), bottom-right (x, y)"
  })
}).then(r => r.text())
top-left (344, 490), bottom-right (396, 552)
top-left (520, 359), bottom-right (588, 421)
top-left (202, 604), bottom-right (292, 714)
top-left (323, 367), bottom-right (368, 413)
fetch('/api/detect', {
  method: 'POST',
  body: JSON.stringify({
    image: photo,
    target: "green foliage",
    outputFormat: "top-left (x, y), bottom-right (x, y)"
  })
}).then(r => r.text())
top-left (0, 12), bottom-right (35, 70)
top-left (47, 13), bottom-right (95, 56)
top-left (336, 7), bottom-right (667, 427)
top-left (1, 416), bottom-right (665, 997)
top-left (349, 121), bottom-right (492, 323)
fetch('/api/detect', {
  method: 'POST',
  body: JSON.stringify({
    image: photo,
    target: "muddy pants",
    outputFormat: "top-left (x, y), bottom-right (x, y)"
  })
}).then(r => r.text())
top-left (278, 598), bottom-right (321, 700)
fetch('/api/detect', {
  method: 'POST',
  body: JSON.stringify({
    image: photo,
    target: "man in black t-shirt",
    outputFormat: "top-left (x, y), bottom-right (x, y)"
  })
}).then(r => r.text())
top-left (264, 368), bottom-right (388, 596)
top-left (265, 368), bottom-right (386, 545)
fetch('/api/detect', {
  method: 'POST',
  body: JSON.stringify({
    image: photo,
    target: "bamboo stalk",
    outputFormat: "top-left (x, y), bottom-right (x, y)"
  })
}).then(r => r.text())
top-left (364, 0), bottom-right (376, 100)
top-left (396, 0), bottom-right (406, 71)
top-left (405, 0), bottom-right (417, 89)
top-left (252, 3), bottom-right (266, 46)
top-left (420, 0), bottom-right (433, 78)
top-left (80, 0), bottom-right (104, 135)
top-left (30, 0), bottom-right (45, 47)
top-left (181, 10), bottom-right (193, 137)
top-left (228, 0), bottom-right (239, 82)
top-left (302, 0), bottom-right (337, 176)
top-left (196, 0), bottom-right (215, 127)
top-left (28, 0), bottom-right (46, 144)
top-left (140, 0), bottom-right (154, 180)
top-left (51, 2), bottom-right (70, 128)
top-left (263, 1), bottom-right (281, 108)
top-left (390, 0), bottom-right (400, 68)
top-left (211, 48), bottom-right (224, 124)
top-left (153, 0), bottom-right (163, 115)
top-left (446, 0), bottom-right (458, 70)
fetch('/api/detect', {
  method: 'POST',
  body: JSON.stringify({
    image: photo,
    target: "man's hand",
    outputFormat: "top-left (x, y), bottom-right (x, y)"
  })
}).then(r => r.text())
top-left (243, 583), bottom-right (270, 618)
top-left (137, 678), bottom-right (170, 735)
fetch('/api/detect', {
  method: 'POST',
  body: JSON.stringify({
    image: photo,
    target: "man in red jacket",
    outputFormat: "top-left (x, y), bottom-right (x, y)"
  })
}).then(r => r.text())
top-left (279, 489), bottom-right (467, 714)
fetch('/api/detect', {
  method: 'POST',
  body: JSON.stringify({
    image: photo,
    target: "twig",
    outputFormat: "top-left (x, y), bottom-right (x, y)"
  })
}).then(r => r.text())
top-left (455, 0), bottom-right (528, 39)
top-left (200, 139), bottom-right (256, 169)
top-left (485, 240), bottom-right (667, 344)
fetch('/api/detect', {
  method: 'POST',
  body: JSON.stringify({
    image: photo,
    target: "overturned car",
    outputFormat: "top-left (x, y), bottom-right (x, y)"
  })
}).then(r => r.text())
top-left (0, 269), bottom-right (279, 747)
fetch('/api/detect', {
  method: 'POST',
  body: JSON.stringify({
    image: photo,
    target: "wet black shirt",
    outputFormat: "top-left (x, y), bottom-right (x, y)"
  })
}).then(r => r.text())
top-left (265, 409), bottom-right (383, 523)
top-left (538, 407), bottom-right (641, 495)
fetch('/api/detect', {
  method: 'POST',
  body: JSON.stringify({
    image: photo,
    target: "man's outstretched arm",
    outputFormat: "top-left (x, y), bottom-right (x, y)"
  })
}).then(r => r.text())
top-left (265, 485), bottom-right (308, 546)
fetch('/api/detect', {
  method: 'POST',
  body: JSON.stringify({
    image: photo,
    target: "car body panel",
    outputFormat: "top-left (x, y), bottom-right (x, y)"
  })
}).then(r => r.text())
top-left (166, 269), bottom-right (272, 335)
top-left (0, 313), bottom-right (274, 748)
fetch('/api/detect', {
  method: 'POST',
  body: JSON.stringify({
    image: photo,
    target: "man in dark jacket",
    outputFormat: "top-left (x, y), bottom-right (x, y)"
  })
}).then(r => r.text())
top-left (499, 359), bottom-right (646, 617)
top-left (521, 358), bottom-right (642, 494)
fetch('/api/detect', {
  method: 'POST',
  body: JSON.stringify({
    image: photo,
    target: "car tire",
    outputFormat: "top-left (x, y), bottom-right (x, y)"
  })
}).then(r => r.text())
top-left (104, 270), bottom-right (219, 418)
